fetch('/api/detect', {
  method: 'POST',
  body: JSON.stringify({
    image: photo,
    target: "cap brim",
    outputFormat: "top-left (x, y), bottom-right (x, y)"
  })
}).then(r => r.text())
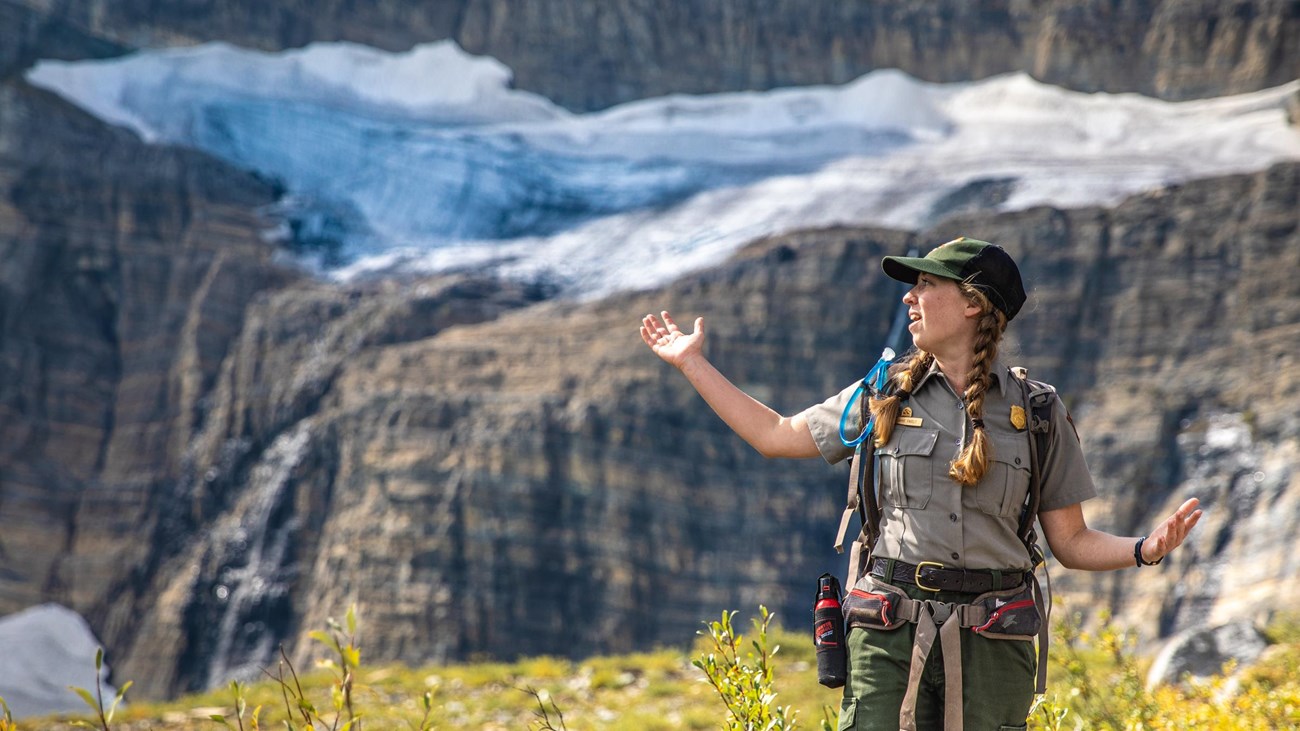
top-left (881, 255), bottom-right (963, 285)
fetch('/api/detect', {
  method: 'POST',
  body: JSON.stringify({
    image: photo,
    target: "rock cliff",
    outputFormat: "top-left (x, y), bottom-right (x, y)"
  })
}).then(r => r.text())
top-left (10, 0), bottom-right (1299, 110)
top-left (62, 163), bottom-right (1300, 698)
top-left (2, 0), bottom-right (1299, 701)
top-left (0, 0), bottom-right (290, 686)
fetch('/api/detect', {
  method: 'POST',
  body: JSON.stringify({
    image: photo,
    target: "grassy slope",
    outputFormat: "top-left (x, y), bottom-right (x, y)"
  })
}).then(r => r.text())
top-left (13, 608), bottom-right (1300, 730)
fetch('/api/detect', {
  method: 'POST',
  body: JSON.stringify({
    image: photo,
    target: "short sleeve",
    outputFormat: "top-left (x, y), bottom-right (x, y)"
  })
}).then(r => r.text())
top-left (798, 382), bottom-right (863, 465)
top-left (1036, 394), bottom-right (1098, 512)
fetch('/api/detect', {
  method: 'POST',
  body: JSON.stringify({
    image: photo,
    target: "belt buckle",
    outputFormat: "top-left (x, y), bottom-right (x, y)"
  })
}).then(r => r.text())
top-left (914, 561), bottom-right (944, 593)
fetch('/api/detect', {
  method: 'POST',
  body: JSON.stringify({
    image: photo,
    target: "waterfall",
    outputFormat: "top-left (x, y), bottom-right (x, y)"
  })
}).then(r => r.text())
top-left (203, 422), bottom-right (312, 687)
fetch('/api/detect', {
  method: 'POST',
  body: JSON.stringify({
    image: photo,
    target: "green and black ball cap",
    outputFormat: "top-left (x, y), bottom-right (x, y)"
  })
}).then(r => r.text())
top-left (882, 237), bottom-right (1027, 321)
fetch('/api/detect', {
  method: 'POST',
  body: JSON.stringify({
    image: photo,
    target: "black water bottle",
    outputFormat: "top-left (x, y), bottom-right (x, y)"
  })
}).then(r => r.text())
top-left (813, 573), bottom-right (847, 688)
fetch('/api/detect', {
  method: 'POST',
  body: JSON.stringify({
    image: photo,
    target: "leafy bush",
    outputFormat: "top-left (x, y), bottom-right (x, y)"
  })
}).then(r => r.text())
top-left (1030, 610), bottom-right (1300, 730)
top-left (692, 606), bottom-right (800, 731)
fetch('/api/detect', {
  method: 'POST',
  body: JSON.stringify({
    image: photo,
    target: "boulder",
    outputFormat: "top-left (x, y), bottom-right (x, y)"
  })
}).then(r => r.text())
top-left (1146, 620), bottom-right (1270, 689)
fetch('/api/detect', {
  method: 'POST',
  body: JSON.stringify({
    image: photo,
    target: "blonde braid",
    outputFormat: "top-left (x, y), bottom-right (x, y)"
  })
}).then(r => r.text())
top-left (869, 350), bottom-right (933, 448)
top-left (949, 285), bottom-right (1008, 486)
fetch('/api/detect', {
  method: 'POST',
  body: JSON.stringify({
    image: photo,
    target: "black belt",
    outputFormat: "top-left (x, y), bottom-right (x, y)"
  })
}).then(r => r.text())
top-left (870, 557), bottom-right (1025, 594)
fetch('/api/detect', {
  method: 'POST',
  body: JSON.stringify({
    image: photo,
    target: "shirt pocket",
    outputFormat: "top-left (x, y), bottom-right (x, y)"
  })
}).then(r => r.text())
top-left (974, 434), bottom-right (1032, 518)
top-left (878, 428), bottom-right (938, 510)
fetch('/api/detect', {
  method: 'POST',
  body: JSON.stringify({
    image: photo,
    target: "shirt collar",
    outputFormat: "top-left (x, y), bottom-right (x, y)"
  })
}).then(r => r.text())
top-left (910, 356), bottom-right (1010, 398)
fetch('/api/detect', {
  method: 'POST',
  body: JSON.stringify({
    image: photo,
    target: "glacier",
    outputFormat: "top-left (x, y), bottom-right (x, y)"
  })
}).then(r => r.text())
top-left (24, 40), bottom-right (1300, 297)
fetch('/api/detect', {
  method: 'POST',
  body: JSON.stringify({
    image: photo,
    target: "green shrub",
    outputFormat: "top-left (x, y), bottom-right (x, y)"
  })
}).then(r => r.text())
top-left (692, 605), bottom-right (800, 731)
top-left (1029, 610), bottom-right (1300, 730)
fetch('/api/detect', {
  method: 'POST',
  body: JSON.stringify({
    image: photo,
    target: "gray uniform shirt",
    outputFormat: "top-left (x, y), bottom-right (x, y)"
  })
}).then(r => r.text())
top-left (800, 358), bottom-right (1097, 571)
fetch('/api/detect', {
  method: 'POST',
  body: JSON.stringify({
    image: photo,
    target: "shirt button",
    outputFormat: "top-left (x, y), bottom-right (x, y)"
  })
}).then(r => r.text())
top-left (949, 513), bottom-right (959, 522)
top-left (951, 552), bottom-right (960, 561)
top-left (1015, 457), bottom-right (1022, 465)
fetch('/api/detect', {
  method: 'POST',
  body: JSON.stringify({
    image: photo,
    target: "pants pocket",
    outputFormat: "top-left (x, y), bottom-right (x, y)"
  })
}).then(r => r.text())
top-left (837, 698), bottom-right (857, 731)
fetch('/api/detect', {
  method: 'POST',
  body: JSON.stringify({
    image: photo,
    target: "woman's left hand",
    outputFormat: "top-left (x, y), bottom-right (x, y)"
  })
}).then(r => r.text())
top-left (1142, 497), bottom-right (1204, 563)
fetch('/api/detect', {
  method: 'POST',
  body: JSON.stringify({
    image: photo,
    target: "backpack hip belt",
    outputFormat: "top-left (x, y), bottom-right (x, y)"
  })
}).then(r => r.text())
top-left (843, 571), bottom-right (1048, 731)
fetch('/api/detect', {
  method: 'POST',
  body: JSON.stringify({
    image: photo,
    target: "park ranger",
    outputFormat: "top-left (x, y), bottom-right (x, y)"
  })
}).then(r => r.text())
top-left (640, 237), bottom-right (1202, 730)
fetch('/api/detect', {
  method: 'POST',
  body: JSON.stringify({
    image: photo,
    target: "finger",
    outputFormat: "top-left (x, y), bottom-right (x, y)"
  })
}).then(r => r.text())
top-left (1164, 516), bottom-right (1192, 551)
top-left (645, 313), bottom-right (669, 338)
top-left (1166, 508), bottom-right (1187, 532)
top-left (1156, 505), bottom-right (1203, 556)
top-left (1174, 497), bottom-right (1200, 520)
top-left (1172, 525), bottom-right (1186, 546)
top-left (662, 310), bottom-right (680, 333)
top-left (693, 316), bottom-right (705, 336)
top-left (1165, 526), bottom-right (1182, 550)
top-left (1170, 515), bottom-right (1188, 544)
top-left (640, 324), bottom-right (656, 348)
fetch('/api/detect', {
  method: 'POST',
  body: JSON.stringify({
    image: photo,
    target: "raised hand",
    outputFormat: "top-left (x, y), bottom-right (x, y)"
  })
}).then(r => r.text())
top-left (640, 311), bottom-right (705, 369)
top-left (1141, 497), bottom-right (1204, 564)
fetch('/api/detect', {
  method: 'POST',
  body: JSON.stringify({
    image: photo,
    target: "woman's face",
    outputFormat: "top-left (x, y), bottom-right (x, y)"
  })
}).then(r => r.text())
top-left (903, 273), bottom-right (981, 353)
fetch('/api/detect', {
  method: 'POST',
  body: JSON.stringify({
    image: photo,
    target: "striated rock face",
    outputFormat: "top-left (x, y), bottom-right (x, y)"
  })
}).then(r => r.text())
top-left (0, 1), bottom-right (125, 78)
top-left (84, 163), bottom-right (1300, 698)
top-left (10, 0), bottom-right (1299, 110)
top-left (924, 163), bottom-right (1300, 639)
top-left (112, 274), bottom-right (556, 695)
top-left (0, 4), bottom-right (293, 693)
top-left (3, 0), bottom-right (1299, 701)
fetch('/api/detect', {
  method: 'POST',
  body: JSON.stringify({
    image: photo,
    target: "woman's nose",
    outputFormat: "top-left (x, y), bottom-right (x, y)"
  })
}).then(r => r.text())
top-left (903, 287), bottom-right (917, 305)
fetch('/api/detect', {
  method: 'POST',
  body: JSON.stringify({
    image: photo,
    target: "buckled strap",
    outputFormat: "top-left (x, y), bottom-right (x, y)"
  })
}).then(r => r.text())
top-left (899, 602), bottom-right (965, 731)
top-left (889, 594), bottom-right (988, 629)
top-left (875, 574), bottom-right (1041, 730)
top-left (870, 557), bottom-right (1025, 594)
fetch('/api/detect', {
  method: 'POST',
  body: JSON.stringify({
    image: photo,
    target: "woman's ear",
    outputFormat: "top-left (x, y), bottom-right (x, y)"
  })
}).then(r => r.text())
top-left (963, 299), bottom-right (983, 320)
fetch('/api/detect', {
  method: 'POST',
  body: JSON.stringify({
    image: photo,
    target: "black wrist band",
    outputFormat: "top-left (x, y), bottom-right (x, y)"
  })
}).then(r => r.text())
top-left (1135, 536), bottom-right (1164, 567)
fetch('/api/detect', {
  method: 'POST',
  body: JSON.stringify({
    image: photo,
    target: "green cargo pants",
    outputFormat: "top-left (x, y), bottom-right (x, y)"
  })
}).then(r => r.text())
top-left (836, 584), bottom-right (1036, 731)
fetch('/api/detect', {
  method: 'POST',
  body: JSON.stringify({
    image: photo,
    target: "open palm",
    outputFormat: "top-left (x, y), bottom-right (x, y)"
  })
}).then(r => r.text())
top-left (640, 311), bottom-right (705, 368)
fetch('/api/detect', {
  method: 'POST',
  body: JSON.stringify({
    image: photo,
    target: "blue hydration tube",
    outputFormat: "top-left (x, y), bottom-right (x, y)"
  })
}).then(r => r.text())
top-left (838, 347), bottom-right (895, 448)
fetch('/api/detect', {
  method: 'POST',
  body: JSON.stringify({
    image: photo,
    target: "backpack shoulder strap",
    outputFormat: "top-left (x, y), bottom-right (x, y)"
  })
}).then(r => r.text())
top-left (1010, 366), bottom-right (1055, 566)
top-left (833, 371), bottom-right (897, 584)
top-left (1011, 366), bottom-right (1059, 695)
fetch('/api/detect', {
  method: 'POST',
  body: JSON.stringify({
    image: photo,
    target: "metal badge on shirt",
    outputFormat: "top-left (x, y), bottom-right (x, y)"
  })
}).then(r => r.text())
top-left (1010, 405), bottom-right (1027, 431)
